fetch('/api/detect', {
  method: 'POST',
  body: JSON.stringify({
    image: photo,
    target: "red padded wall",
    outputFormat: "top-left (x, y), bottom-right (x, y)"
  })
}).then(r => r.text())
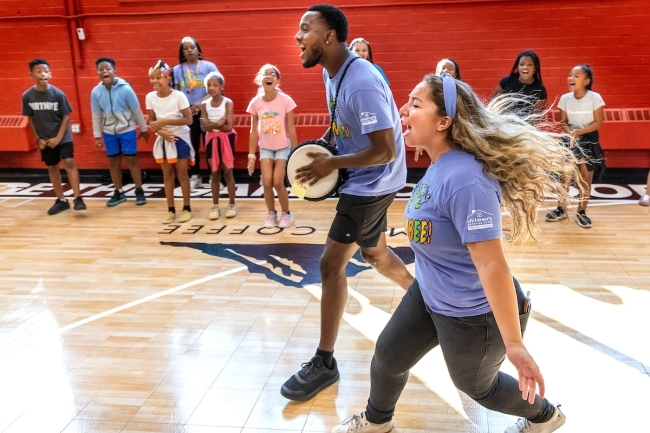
top-left (1, 0), bottom-right (649, 169)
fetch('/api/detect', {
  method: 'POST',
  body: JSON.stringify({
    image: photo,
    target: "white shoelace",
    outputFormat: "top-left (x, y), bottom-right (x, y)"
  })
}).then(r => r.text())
top-left (341, 413), bottom-right (366, 431)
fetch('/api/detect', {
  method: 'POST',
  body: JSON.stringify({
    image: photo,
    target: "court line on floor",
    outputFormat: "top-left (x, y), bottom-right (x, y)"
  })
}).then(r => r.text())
top-left (57, 263), bottom-right (263, 334)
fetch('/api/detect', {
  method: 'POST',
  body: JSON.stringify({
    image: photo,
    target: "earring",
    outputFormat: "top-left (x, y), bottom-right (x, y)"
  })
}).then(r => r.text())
top-left (198, 53), bottom-right (203, 59)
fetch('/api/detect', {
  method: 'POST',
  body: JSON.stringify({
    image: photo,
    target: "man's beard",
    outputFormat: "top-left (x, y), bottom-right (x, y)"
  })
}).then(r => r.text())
top-left (301, 45), bottom-right (324, 69)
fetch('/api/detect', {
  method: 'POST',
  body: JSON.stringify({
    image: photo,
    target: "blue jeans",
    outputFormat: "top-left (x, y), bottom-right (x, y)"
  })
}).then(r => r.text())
top-left (365, 279), bottom-right (554, 424)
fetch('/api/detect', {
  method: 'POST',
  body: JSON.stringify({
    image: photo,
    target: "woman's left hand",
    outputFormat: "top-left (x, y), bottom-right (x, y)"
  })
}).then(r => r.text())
top-left (506, 343), bottom-right (545, 404)
top-left (191, 103), bottom-right (202, 116)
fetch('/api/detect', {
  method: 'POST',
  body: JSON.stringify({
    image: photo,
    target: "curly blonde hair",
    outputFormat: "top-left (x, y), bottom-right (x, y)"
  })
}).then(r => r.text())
top-left (423, 74), bottom-right (581, 242)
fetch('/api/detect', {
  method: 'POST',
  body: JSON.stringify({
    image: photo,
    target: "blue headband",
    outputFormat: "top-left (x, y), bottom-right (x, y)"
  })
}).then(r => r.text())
top-left (441, 72), bottom-right (457, 118)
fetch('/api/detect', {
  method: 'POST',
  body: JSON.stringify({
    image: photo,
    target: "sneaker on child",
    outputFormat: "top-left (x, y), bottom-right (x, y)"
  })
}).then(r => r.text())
top-left (226, 204), bottom-right (238, 218)
top-left (331, 412), bottom-right (393, 433)
top-left (178, 209), bottom-right (193, 223)
top-left (107, 189), bottom-right (126, 207)
top-left (575, 212), bottom-right (592, 228)
top-left (545, 207), bottom-right (567, 222)
top-left (190, 175), bottom-right (202, 191)
top-left (135, 188), bottom-right (146, 206)
top-left (48, 199), bottom-right (70, 215)
top-left (640, 194), bottom-right (650, 206)
top-left (504, 405), bottom-right (566, 433)
top-left (162, 211), bottom-right (175, 224)
top-left (209, 206), bottom-right (221, 220)
top-left (73, 196), bottom-right (87, 211)
top-left (264, 211), bottom-right (277, 228)
top-left (279, 212), bottom-right (294, 228)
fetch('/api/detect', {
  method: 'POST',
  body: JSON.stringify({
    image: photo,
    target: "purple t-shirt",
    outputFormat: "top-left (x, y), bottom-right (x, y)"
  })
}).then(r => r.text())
top-left (404, 149), bottom-right (503, 317)
top-left (172, 60), bottom-right (219, 105)
top-left (323, 54), bottom-right (406, 196)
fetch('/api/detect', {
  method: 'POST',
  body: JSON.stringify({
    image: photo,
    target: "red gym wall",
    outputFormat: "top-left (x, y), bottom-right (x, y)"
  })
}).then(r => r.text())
top-left (1, 0), bottom-right (650, 170)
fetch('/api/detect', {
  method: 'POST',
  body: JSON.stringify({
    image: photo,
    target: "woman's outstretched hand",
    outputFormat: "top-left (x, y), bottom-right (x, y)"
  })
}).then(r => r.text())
top-left (506, 343), bottom-right (545, 404)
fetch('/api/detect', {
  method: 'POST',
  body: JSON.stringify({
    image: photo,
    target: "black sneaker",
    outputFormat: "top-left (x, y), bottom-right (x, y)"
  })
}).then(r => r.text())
top-left (280, 355), bottom-right (339, 401)
top-left (135, 188), bottom-right (146, 206)
top-left (576, 212), bottom-right (592, 228)
top-left (48, 199), bottom-right (70, 215)
top-left (73, 196), bottom-right (86, 210)
top-left (106, 190), bottom-right (126, 207)
top-left (545, 207), bottom-right (567, 222)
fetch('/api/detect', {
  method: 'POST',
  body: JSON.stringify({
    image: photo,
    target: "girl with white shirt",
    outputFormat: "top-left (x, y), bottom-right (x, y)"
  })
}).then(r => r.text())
top-left (200, 72), bottom-right (237, 220)
top-left (546, 64), bottom-right (605, 228)
top-left (146, 60), bottom-right (194, 224)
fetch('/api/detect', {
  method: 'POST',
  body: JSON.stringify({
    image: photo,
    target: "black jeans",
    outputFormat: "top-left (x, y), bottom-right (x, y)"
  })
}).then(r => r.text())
top-left (189, 113), bottom-right (204, 177)
top-left (365, 279), bottom-right (554, 424)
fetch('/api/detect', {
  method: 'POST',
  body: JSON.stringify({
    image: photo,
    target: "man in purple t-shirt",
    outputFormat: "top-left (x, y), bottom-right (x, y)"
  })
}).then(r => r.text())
top-left (280, 4), bottom-right (413, 402)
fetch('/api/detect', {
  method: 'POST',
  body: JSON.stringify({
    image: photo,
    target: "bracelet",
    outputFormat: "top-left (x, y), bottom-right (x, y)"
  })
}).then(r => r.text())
top-left (248, 154), bottom-right (256, 159)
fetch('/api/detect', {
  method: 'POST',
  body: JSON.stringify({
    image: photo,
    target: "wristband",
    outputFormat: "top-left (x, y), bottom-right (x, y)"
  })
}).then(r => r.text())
top-left (248, 154), bottom-right (256, 159)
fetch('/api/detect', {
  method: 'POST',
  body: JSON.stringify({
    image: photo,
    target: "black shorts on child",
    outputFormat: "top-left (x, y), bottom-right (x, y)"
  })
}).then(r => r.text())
top-left (328, 192), bottom-right (397, 248)
top-left (567, 131), bottom-right (604, 173)
top-left (41, 142), bottom-right (74, 166)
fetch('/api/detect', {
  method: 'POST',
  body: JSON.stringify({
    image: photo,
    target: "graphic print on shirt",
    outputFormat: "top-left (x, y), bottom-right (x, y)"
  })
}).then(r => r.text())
top-left (29, 102), bottom-right (59, 111)
top-left (466, 209), bottom-right (494, 231)
top-left (329, 96), bottom-right (350, 138)
top-left (405, 181), bottom-right (432, 244)
top-left (360, 112), bottom-right (377, 126)
top-left (260, 111), bottom-right (281, 136)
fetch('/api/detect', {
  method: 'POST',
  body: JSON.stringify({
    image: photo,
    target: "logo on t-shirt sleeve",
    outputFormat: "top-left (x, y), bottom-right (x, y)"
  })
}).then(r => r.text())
top-left (360, 111), bottom-right (377, 126)
top-left (467, 210), bottom-right (493, 230)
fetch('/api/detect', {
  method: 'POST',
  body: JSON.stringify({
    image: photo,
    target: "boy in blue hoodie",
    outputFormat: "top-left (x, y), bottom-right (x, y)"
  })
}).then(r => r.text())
top-left (91, 57), bottom-right (149, 206)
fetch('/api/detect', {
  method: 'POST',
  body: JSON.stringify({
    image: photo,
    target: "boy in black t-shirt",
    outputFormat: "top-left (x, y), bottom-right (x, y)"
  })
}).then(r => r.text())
top-left (22, 58), bottom-right (86, 215)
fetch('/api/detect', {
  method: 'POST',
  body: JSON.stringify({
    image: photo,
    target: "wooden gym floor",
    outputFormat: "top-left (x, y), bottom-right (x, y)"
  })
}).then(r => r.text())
top-left (0, 185), bottom-right (648, 433)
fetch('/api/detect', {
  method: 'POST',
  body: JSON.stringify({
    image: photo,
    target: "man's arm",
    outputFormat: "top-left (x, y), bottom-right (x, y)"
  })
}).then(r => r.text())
top-left (295, 127), bottom-right (396, 185)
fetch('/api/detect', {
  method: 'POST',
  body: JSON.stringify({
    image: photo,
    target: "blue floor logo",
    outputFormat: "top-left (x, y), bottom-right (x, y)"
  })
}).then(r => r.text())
top-left (162, 242), bottom-right (415, 288)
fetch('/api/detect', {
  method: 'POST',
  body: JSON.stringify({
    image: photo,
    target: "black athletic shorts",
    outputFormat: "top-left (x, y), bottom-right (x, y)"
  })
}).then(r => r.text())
top-left (41, 141), bottom-right (74, 167)
top-left (328, 192), bottom-right (397, 248)
top-left (567, 131), bottom-right (604, 173)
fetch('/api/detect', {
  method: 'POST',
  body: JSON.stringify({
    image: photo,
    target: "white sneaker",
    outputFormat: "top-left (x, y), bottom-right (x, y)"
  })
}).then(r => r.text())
top-left (190, 175), bottom-right (202, 191)
top-left (505, 405), bottom-right (566, 433)
top-left (640, 194), bottom-right (650, 206)
top-left (264, 212), bottom-right (277, 228)
top-left (226, 204), bottom-right (238, 218)
top-left (278, 212), bottom-right (294, 228)
top-left (331, 412), bottom-right (392, 433)
top-left (209, 206), bottom-right (221, 220)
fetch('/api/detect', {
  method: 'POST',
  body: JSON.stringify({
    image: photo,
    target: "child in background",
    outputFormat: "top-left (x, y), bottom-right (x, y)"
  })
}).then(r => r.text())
top-left (173, 36), bottom-right (219, 190)
top-left (349, 38), bottom-right (390, 86)
top-left (247, 64), bottom-right (298, 228)
top-left (546, 64), bottom-right (605, 228)
top-left (146, 60), bottom-right (194, 224)
top-left (200, 71), bottom-right (237, 220)
top-left (22, 58), bottom-right (86, 215)
top-left (91, 57), bottom-right (149, 207)
top-left (415, 58), bottom-right (463, 161)
top-left (493, 50), bottom-right (547, 116)
top-left (435, 58), bottom-right (462, 80)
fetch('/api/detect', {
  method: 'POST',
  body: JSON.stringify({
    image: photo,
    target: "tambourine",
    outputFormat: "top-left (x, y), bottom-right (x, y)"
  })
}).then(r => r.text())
top-left (286, 140), bottom-right (345, 201)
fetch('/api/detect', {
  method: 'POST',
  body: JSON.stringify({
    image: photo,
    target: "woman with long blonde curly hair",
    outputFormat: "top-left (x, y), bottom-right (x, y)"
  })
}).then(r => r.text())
top-left (331, 74), bottom-right (577, 433)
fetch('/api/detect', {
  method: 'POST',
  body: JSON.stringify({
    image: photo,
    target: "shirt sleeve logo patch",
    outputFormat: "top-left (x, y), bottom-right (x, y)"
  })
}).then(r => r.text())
top-left (360, 111), bottom-right (377, 126)
top-left (467, 210), bottom-right (493, 230)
